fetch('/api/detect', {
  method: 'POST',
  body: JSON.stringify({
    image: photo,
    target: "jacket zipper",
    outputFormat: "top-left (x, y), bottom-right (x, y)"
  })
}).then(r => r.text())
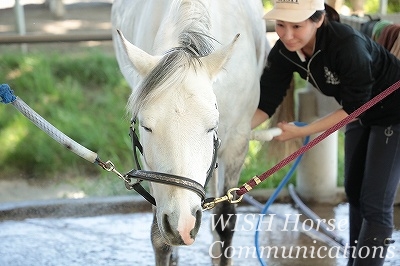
top-left (279, 49), bottom-right (323, 92)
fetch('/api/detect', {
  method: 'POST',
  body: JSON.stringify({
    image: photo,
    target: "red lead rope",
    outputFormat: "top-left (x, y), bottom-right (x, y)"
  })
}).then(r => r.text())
top-left (236, 79), bottom-right (400, 197)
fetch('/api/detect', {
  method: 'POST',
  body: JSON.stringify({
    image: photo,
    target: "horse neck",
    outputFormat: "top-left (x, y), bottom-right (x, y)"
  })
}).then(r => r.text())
top-left (154, 0), bottom-right (212, 53)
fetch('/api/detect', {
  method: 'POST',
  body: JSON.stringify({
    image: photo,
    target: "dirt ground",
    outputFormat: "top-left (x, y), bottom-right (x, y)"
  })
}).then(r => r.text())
top-left (0, 0), bottom-right (114, 55)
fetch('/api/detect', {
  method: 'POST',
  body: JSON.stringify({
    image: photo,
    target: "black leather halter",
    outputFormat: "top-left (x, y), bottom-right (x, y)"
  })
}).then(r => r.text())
top-left (123, 120), bottom-right (219, 206)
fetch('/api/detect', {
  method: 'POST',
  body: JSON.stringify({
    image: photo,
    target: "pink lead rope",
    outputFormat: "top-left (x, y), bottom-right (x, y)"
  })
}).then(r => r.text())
top-left (236, 79), bottom-right (400, 197)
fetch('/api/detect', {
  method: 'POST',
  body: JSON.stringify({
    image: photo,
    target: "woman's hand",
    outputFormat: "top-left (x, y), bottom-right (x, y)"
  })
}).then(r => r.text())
top-left (275, 121), bottom-right (305, 141)
top-left (273, 108), bottom-right (349, 141)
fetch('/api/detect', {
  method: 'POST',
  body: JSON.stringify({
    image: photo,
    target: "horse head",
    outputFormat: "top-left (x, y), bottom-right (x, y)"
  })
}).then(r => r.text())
top-left (117, 30), bottom-right (239, 245)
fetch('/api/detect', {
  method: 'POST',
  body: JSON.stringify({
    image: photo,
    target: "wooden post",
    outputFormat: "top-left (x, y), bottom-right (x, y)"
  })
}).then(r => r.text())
top-left (295, 86), bottom-right (343, 203)
top-left (13, 0), bottom-right (27, 53)
top-left (47, 0), bottom-right (65, 18)
top-left (379, 0), bottom-right (388, 15)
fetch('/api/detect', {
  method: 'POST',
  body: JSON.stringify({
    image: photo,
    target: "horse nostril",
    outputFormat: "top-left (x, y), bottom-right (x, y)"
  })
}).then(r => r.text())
top-left (162, 214), bottom-right (174, 236)
top-left (195, 209), bottom-right (202, 222)
top-left (190, 209), bottom-right (202, 239)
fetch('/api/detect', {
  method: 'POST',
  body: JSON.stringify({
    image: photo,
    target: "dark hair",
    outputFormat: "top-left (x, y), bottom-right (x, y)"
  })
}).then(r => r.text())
top-left (310, 3), bottom-right (340, 24)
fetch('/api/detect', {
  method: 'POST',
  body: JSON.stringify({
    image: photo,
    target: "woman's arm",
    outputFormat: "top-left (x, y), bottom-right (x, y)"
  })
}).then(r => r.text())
top-left (275, 108), bottom-right (349, 141)
top-left (251, 108), bottom-right (269, 129)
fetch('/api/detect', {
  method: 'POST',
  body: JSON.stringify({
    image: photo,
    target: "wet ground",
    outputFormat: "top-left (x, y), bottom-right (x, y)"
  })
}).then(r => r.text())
top-left (1, 196), bottom-right (400, 266)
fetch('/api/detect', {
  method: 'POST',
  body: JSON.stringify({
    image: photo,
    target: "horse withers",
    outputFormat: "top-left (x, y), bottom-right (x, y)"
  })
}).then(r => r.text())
top-left (111, 0), bottom-right (267, 265)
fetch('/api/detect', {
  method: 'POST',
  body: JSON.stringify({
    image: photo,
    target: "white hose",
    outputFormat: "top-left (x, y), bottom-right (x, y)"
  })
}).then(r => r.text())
top-left (250, 127), bottom-right (282, 142)
top-left (12, 97), bottom-right (99, 163)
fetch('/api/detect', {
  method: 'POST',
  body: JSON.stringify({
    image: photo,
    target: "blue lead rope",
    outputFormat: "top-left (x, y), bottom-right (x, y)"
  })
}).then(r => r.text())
top-left (0, 84), bottom-right (17, 104)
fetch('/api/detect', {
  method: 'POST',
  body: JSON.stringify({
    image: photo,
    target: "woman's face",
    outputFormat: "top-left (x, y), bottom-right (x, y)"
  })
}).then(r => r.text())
top-left (275, 18), bottom-right (324, 52)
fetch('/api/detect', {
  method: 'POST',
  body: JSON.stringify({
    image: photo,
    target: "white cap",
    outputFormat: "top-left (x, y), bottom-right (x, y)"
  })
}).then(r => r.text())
top-left (264, 0), bottom-right (325, 23)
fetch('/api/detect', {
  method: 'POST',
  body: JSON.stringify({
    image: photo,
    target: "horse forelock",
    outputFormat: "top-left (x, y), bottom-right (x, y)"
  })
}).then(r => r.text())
top-left (173, 0), bottom-right (215, 57)
top-left (128, 0), bottom-right (216, 119)
top-left (128, 50), bottom-right (200, 118)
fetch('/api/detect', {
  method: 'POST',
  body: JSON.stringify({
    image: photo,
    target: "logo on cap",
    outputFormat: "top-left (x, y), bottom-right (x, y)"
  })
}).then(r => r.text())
top-left (276, 0), bottom-right (299, 4)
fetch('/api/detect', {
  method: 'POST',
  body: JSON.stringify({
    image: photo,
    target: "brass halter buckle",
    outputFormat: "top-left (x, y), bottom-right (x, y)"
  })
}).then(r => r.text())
top-left (202, 188), bottom-right (243, 211)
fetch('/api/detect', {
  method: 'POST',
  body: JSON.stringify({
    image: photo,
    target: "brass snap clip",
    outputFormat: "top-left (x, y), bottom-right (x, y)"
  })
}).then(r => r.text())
top-left (202, 188), bottom-right (243, 211)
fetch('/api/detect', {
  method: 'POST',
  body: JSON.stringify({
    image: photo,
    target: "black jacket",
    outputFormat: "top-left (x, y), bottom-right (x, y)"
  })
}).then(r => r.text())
top-left (259, 21), bottom-right (400, 126)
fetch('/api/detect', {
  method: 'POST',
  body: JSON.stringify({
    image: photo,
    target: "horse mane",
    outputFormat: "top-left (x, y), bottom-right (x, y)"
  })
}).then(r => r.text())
top-left (127, 0), bottom-right (217, 119)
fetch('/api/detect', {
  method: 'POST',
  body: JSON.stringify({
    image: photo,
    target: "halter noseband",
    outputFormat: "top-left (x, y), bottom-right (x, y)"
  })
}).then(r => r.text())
top-left (123, 119), bottom-right (220, 206)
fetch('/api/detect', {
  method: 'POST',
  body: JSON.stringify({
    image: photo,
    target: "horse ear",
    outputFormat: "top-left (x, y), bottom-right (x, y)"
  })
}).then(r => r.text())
top-left (202, 34), bottom-right (240, 79)
top-left (116, 29), bottom-right (160, 76)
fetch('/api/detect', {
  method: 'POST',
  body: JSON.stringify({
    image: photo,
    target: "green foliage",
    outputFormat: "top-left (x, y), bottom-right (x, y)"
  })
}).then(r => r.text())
top-left (363, 0), bottom-right (400, 13)
top-left (262, 0), bottom-right (273, 10)
top-left (387, 0), bottom-right (400, 13)
top-left (338, 0), bottom-right (400, 13)
top-left (0, 51), bottom-right (132, 182)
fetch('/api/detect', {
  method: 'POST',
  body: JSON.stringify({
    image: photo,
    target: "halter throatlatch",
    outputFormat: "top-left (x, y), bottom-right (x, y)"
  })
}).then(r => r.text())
top-left (124, 119), bottom-right (220, 208)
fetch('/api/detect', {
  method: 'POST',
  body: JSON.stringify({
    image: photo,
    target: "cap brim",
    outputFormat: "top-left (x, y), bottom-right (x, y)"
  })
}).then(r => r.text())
top-left (263, 9), bottom-right (315, 23)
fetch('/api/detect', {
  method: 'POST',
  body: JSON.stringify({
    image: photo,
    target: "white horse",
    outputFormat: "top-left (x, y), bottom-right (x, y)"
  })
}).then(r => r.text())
top-left (111, 0), bottom-right (266, 265)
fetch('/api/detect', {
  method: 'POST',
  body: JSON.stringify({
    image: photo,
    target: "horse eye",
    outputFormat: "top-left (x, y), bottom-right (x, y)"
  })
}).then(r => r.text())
top-left (207, 126), bottom-right (217, 133)
top-left (142, 126), bottom-right (152, 133)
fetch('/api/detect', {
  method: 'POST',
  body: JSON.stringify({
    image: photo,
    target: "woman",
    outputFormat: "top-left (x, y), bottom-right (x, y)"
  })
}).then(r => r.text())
top-left (253, 0), bottom-right (400, 265)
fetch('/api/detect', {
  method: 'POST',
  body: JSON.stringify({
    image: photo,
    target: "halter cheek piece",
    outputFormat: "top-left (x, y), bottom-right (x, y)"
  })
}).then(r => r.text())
top-left (123, 119), bottom-right (220, 206)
